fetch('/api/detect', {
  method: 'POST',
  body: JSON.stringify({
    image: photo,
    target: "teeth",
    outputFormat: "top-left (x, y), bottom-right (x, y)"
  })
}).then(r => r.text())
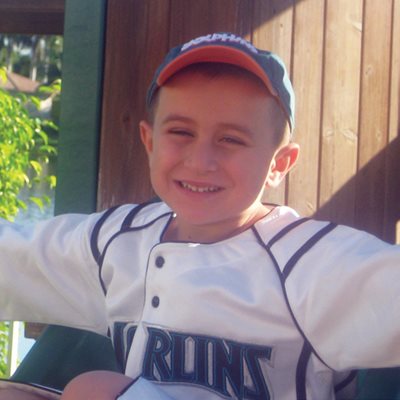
top-left (181, 181), bottom-right (220, 193)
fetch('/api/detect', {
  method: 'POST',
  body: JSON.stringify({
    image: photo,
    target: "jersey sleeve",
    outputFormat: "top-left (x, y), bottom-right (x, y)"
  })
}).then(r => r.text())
top-left (275, 221), bottom-right (400, 371)
top-left (0, 211), bottom-right (112, 334)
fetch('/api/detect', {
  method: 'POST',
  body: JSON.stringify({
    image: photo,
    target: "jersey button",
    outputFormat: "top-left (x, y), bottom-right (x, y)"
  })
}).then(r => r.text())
top-left (155, 256), bottom-right (165, 268)
top-left (152, 296), bottom-right (160, 308)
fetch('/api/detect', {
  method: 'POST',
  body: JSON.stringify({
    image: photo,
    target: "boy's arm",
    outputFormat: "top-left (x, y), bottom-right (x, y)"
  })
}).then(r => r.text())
top-left (280, 222), bottom-right (400, 370)
top-left (0, 212), bottom-right (109, 333)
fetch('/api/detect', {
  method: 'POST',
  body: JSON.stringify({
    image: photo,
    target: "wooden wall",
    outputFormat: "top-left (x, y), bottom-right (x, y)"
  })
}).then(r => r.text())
top-left (0, 0), bottom-right (64, 34)
top-left (98, 0), bottom-right (400, 243)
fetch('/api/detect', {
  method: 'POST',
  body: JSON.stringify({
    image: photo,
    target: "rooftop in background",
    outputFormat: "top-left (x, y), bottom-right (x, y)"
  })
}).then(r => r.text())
top-left (0, 71), bottom-right (40, 93)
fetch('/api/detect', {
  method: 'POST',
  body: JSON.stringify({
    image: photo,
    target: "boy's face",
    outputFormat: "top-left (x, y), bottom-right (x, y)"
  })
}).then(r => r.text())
top-left (140, 70), bottom-right (298, 241)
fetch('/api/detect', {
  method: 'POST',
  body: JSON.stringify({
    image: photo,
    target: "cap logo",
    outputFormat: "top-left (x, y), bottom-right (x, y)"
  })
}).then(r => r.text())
top-left (181, 33), bottom-right (258, 54)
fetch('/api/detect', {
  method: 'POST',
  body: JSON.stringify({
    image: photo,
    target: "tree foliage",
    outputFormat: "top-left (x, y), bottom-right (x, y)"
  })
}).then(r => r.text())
top-left (0, 67), bottom-right (58, 220)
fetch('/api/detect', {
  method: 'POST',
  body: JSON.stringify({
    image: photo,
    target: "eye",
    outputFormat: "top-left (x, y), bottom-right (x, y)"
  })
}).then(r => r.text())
top-left (220, 136), bottom-right (246, 146)
top-left (168, 129), bottom-right (194, 137)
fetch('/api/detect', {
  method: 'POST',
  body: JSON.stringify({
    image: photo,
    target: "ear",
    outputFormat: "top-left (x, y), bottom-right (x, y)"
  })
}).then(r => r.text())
top-left (266, 143), bottom-right (300, 188)
top-left (139, 120), bottom-right (154, 156)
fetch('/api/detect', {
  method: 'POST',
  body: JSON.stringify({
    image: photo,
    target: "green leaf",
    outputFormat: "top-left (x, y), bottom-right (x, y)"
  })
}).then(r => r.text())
top-left (0, 68), bottom-right (7, 84)
top-left (29, 160), bottom-right (42, 175)
top-left (29, 196), bottom-right (44, 210)
top-left (46, 175), bottom-right (57, 189)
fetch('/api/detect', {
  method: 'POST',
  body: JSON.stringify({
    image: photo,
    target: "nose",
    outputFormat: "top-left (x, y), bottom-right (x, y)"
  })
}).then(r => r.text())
top-left (183, 141), bottom-right (218, 173)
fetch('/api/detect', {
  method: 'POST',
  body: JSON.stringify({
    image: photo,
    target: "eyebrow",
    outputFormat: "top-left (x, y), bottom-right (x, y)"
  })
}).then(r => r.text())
top-left (161, 114), bottom-right (194, 125)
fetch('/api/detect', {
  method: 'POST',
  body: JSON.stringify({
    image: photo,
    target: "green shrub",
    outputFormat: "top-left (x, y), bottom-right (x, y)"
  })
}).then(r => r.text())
top-left (0, 67), bottom-right (57, 220)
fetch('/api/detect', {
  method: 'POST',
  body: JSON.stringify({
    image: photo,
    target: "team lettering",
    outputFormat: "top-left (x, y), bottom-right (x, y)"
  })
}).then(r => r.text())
top-left (113, 323), bottom-right (272, 399)
top-left (181, 33), bottom-right (258, 54)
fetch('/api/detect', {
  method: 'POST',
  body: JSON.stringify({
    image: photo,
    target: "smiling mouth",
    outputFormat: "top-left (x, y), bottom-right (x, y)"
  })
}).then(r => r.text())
top-left (179, 181), bottom-right (222, 193)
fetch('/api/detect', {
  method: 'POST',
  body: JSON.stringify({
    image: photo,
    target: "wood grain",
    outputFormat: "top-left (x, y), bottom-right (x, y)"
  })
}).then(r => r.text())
top-left (98, 0), bottom-right (170, 208)
top-left (288, 0), bottom-right (324, 216)
top-left (317, 0), bottom-right (363, 225)
top-left (355, 0), bottom-right (392, 237)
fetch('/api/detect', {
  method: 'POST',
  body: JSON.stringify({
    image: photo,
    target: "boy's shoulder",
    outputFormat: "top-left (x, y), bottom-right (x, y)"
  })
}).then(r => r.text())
top-left (121, 201), bottom-right (172, 226)
top-left (257, 205), bottom-right (394, 277)
top-left (256, 204), bottom-right (389, 259)
top-left (90, 201), bottom-right (172, 262)
top-left (96, 201), bottom-right (172, 229)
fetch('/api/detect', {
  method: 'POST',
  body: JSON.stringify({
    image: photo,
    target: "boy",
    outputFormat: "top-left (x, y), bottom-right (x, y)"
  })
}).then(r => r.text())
top-left (1, 32), bottom-right (399, 400)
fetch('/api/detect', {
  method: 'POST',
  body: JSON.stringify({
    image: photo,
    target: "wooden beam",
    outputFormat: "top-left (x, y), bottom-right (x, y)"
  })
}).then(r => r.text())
top-left (0, 0), bottom-right (65, 34)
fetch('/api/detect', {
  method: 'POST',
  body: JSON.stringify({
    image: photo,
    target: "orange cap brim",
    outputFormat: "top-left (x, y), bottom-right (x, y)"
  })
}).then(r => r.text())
top-left (156, 46), bottom-right (277, 96)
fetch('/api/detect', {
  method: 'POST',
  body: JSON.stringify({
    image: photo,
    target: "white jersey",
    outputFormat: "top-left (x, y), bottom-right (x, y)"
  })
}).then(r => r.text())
top-left (1, 202), bottom-right (399, 400)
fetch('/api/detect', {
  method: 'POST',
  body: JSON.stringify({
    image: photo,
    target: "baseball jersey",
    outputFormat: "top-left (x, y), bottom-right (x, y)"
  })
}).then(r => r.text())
top-left (0, 201), bottom-right (399, 400)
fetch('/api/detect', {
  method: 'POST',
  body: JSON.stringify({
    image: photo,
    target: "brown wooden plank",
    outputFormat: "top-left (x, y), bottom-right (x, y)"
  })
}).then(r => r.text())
top-left (168, 0), bottom-right (253, 47)
top-left (354, 0), bottom-right (392, 238)
top-left (317, 0), bottom-right (363, 226)
top-left (288, 0), bottom-right (324, 217)
top-left (384, 0), bottom-right (400, 243)
top-left (0, 0), bottom-right (64, 34)
top-left (98, 0), bottom-right (170, 209)
top-left (252, 0), bottom-right (295, 206)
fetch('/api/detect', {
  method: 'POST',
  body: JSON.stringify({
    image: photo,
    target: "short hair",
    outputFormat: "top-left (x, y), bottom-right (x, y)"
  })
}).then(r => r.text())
top-left (147, 62), bottom-right (290, 146)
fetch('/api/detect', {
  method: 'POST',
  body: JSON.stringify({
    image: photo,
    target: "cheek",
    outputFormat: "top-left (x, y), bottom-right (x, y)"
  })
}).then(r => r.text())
top-left (148, 142), bottom-right (177, 176)
top-left (158, 140), bottom-right (184, 165)
top-left (235, 154), bottom-right (273, 189)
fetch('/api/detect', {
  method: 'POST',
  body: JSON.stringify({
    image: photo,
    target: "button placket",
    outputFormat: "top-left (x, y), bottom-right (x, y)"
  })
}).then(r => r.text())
top-left (151, 255), bottom-right (165, 308)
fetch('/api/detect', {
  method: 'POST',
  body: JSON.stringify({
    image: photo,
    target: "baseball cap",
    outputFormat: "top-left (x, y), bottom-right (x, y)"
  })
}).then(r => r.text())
top-left (146, 32), bottom-right (295, 132)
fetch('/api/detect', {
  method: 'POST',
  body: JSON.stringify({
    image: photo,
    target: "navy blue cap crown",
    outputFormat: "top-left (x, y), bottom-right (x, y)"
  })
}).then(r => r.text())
top-left (147, 33), bottom-right (295, 131)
